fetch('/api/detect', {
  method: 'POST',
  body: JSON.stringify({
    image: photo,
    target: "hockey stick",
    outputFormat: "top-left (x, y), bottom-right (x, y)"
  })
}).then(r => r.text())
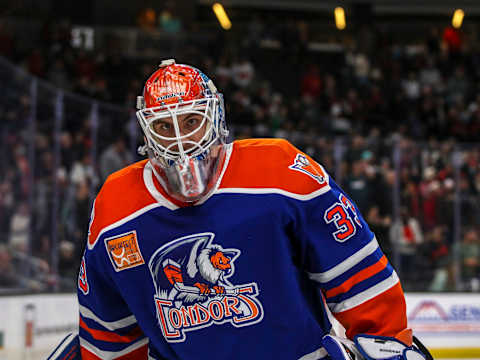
top-left (174, 283), bottom-right (240, 296)
top-left (413, 336), bottom-right (434, 360)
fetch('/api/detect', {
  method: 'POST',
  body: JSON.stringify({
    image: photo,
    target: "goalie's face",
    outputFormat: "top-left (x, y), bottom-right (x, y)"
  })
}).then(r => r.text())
top-left (151, 112), bottom-right (207, 153)
top-left (140, 102), bottom-right (227, 203)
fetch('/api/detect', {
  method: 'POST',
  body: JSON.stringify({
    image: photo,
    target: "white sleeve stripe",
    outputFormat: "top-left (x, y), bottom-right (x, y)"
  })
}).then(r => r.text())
top-left (215, 185), bottom-right (331, 200)
top-left (80, 337), bottom-right (148, 360)
top-left (298, 346), bottom-right (328, 360)
top-left (307, 236), bottom-right (379, 284)
top-left (87, 202), bottom-right (161, 250)
top-left (79, 304), bottom-right (137, 331)
top-left (47, 333), bottom-right (77, 360)
top-left (327, 271), bottom-right (399, 313)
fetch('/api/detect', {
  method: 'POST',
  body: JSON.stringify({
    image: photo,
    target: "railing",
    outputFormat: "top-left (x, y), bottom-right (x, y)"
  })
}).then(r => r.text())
top-left (0, 56), bottom-right (140, 293)
top-left (0, 56), bottom-right (479, 294)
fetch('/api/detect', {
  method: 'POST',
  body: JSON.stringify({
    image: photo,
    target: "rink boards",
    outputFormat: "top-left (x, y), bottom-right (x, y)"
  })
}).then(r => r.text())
top-left (0, 293), bottom-right (478, 359)
top-left (406, 293), bottom-right (480, 358)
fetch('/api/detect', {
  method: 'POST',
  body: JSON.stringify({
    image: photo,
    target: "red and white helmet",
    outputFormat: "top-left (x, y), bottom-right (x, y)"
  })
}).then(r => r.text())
top-left (136, 59), bottom-right (229, 202)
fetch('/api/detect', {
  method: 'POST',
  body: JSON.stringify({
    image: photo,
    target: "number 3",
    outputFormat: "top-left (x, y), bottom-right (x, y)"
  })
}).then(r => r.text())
top-left (324, 196), bottom-right (357, 242)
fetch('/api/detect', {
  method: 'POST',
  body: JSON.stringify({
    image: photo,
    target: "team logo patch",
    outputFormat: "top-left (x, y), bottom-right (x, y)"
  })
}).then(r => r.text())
top-left (78, 257), bottom-right (89, 295)
top-left (149, 232), bottom-right (264, 343)
top-left (289, 153), bottom-right (326, 184)
top-left (105, 231), bottom-right (145, 272)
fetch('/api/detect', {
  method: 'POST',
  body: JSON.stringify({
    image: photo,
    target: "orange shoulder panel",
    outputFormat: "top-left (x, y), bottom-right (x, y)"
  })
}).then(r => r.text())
top-left (87, 160), bottom-right (157, 248)
top-left (220, 138), bottom-right (329, 194)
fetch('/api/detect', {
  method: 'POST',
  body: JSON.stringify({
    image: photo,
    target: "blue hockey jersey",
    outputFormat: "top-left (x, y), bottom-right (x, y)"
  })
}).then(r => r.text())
top-left (77, 138), bottom-right (408, 359)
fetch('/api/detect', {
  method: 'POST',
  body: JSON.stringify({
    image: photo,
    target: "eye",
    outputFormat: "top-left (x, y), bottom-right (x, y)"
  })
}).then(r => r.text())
top-left (159, 123), bottom-right (172, 130)
top-left (184, 117), bottom-right (200, 128)
top-left (153, 121), bottom-right (172, 134)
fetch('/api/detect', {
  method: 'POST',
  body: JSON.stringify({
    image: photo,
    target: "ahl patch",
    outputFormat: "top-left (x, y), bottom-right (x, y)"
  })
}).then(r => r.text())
top-left (78, 256), bottom-right (89, 295)
top-left (289, 153), bottom-right (326, 184)
top-left (105, 231), bottom-right (145, 272)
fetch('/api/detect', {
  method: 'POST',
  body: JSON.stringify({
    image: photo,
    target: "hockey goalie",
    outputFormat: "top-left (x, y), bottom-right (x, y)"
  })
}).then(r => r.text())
top-left (48, 59), bottom-right (433, 360)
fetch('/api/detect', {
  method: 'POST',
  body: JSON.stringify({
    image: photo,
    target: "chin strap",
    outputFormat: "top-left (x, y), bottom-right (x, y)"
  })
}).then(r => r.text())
top-left (321, 333), bottom-right (434, 360)
top-left (138, 144), bottom-right (148, 156)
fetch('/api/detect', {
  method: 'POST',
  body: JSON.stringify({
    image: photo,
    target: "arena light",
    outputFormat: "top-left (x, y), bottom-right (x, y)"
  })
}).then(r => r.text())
top-left (452, 9), bottom-right (464, 29)
top-left (334, 7), bottom-right (346, 30)
top-left (212, 3), bottom-right (232, 30)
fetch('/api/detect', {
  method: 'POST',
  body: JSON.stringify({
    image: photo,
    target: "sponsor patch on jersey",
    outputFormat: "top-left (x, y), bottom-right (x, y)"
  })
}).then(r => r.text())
top-left (289, 153), bottom-right (326, 184)
top-left (105, 231), bottom-right (145, 272)
top-left (78, 256), bottom-right (89, 295)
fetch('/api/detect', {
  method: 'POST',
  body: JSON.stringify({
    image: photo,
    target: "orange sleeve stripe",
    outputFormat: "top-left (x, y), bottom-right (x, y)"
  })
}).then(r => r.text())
top-left (325, 255), bottom-right (389, 298)
top-left (333, 282), bottom-right (407, 340)
top-left (79, 316), bottom-right (144, 344)
top-left (80, 343), bottom-right (148, 360)
top-left (115, 343), bottom-right (149, 360)
top-left (80, 347), bottom-right (102, 360)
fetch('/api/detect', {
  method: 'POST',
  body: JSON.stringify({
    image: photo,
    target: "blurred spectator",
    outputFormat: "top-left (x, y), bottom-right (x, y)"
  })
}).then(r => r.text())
top-left (245, 15), bottom-right (264, 51)
top-left (62, 181), bottom-right (92, 248)
top-left (25, 48), bottom-right (46, 77)
top-left (8, 202), bottom-right (30, 253)
top-left (351, 51), bottom-right (370, 86)
top-left (426, 27), bottom-right (441, 55)
top-left (419, 59), bottom-right (442, 88)
top-left (214, 55), bottom-right (232, 90)
top-left (453, 228), bottom-right (480, 291)
top-left (300, 64), bottom-right (322, 99)
top-left (390, 207), bottom-right (424, 286)
top-left (158, 1), bottom-right (182, 34)
top-left (232, 56), bottom-right (255, 89)
top-left (344, 160), bottom-right (371, 213)
top-left (0, 180), bottom-right (15, 244)
top-left (446, 66), bottom-right (469, 105)
top-left (366, 205), bottom-right (392, 259)
top-left (47, 58), bottom-right (70, 90)
top-left (442, 26), bottom-right (463, 54)
top-left (137, 8), bottom-right (157, 31)
top-left (402, 72), bottom-right (421, 101)
top-left (419, 226), bottom-right (450, 291)
top-left (0, 21), bottom-right (14, 59)
top-left (58, 240), bottom-right (78, 291)
top-left (419, 167), bottom-right (441, 230)
top-left (99, 137), bottom-right (133, 182)
top-left (0, 244), bottom-right (21, 288)
top-left (70, 150), bottom-right (98, 187)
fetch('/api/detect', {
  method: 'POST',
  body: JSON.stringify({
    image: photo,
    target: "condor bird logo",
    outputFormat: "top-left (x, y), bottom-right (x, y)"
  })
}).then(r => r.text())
top-left (149, 232), bottom-right (264, 342)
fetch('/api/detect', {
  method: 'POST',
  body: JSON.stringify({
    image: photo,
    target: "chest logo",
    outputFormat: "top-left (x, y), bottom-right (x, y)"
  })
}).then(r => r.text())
top-left (149, 232), bottom-right (264, 342)
top-left (105, 231), bottom-right (145, 272)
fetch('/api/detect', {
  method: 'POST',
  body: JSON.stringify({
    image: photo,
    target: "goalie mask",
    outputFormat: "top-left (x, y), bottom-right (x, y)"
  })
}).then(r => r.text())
top-left (136, 59), bottom-right (229, 202)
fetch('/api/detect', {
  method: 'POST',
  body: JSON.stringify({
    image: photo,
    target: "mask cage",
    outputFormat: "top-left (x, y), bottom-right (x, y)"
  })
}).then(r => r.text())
top-left (136, 97), bottom-right (223, 163)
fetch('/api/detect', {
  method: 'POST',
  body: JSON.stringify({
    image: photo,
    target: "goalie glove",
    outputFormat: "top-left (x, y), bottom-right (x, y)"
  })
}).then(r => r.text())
top-left (322, 334), bottom-right (364, 360)
top-left (321, 334), bottom-right (433, 360)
